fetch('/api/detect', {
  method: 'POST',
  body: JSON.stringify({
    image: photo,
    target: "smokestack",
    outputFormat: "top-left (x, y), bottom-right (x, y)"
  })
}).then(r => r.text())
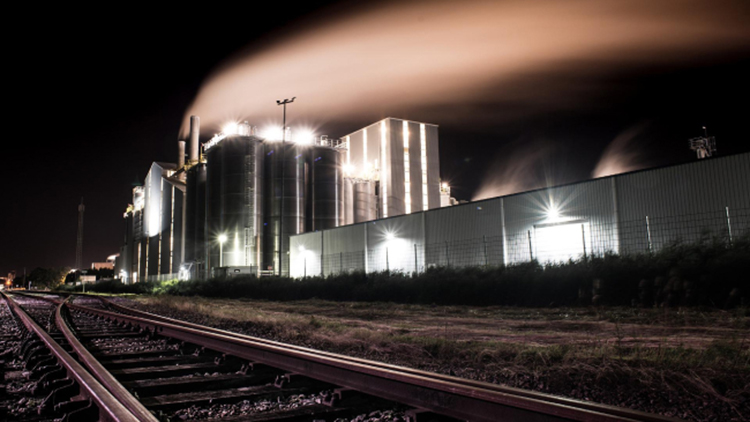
top-left (177, 140), bottom-right (186, 168)
top-left (189, 115), bottom-right (200, 163)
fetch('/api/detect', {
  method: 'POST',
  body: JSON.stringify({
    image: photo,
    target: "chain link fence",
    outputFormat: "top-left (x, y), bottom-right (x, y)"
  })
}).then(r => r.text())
top-left (300, 207), bottom-right (749, 277)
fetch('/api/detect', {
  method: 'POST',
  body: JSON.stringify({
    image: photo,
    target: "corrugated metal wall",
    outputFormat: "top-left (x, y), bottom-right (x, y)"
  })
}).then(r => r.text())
top-left (616, 154), bottom-right (750, 253)
top-left (289, 153), bottom-right (749, 277)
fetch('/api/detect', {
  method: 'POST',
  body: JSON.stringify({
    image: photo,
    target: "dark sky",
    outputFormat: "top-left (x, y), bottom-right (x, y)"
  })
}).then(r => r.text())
top-left (2, 0), bottom-right (749, 275)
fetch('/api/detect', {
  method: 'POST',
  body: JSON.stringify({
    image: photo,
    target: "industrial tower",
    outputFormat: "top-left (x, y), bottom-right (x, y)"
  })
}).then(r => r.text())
top-left (76, 198), bottom-right (85, 270)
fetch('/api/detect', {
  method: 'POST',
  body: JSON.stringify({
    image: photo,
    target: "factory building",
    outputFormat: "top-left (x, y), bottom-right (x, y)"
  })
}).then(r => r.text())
top-left (198, 127), bottom-right (346, 276)
top-left (341, 118), bottom-right (441, 222)
top-left (117, 116), bottom-right (443, 280)
top-left (290, 152), bottom-right (750, 277)
top-left (118, 162), bottom-right (185, 283)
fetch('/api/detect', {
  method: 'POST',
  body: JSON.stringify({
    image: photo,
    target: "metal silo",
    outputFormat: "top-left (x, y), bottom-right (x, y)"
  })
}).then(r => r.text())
top-left (342, 177), bottom-right (354, 225)
top-left (184, 163), bottom-right (206, 277)
top-left (263, 142), bottom-right (307, 275)
top-left (354, 180), bottom-right (377, 223)
top-left (206, 135), bottom-right (264, 273)
top-left (309, 145), bottom-right (343, 231)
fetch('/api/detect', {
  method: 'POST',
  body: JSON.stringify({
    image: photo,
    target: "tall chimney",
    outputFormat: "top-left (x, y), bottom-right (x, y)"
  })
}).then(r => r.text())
top-left (177, 140), bottom-right (186, 168)
top-left (189, 115), bottom-right (200, 163)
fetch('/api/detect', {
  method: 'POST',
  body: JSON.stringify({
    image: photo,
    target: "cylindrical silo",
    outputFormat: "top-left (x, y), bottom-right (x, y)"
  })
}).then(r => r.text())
top-left (354, 180), bottom-right (377, 223)
top-left (206, 135), bottom-right (264, 273)
top-left (342, 177), bottom-right (354, 226)
top-left (185, 163), bottom-right (207, 268)
top-left (263, 142), bottom-right (307, 275)
top-left (309, 145), bottom-right (343, 231)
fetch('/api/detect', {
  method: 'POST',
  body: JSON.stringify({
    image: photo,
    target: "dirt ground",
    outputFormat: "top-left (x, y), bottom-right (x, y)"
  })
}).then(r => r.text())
top-left (128, 296), bottom-right (750, 421)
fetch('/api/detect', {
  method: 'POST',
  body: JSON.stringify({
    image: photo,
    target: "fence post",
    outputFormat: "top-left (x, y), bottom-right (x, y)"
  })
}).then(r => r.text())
top-left (414, 244), bottom-right (418, 275)
top-left (386, 246), bottom-right (390, 272)
top-left (483, 235), bottom-right (488, 266)
top-left (726, 206), bottom-right (733, 245)
top-left (581, 224), bottom-right (587, 260)
top-left (304, 257), bottom-right (307, 278)
top-left (527, 230), bottom-right (534, 261)
top-left (646, 216), bottom-right (652, 253)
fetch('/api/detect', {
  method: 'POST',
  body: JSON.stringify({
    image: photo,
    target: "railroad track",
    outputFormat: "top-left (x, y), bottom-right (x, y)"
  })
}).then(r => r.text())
top-left (3, 291), bottom-right (686, 422)
top-left (0, 292), bottom-right (143, 421)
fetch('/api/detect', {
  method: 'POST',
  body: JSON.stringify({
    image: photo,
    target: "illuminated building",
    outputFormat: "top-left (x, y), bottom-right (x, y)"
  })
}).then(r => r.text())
top-left (341, 118), bottom-right (441, 221)
top-left (117, 116), bottom-right (446, 279)
top-left (118, 162), bottom-right (185, 283)
top-left (290, 152), bottom-right (750, 277)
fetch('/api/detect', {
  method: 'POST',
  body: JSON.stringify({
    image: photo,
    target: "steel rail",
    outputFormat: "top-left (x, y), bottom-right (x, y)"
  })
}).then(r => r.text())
top-left (99, 296), bottom-right (682, 422)
top-left (65, 297), bottom-right (684, 422)
top-left (54, 296), bottom-right (160, 422)
top-left (1, 292), bottom-right (142, 422)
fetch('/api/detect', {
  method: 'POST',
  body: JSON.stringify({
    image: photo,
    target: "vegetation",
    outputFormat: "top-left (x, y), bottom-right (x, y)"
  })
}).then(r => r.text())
top-left (64, 235), bottom-right (750, 308)
top-left (24, 266), bottom-right (69, 289)
top-left (132, 296), bottom-right (750, 420)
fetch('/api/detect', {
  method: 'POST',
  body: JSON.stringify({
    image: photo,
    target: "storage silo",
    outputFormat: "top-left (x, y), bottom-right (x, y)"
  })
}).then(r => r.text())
top-left (354, 180), bottom-right (377, 223)
top-left (263, 142), bottom-right (307, 275)
top-left (308, 145), bottom-right (344, 231)
top-left (342, 177), bottom-right (354, 225)
top-left (205, 134), bottom-right (264, 272)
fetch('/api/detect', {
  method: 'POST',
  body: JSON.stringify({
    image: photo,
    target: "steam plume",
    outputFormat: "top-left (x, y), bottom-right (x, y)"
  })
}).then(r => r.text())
top-left (592, 123), bottom-right (650, 178)
top-left (182, 0), bottom-right (750, 137)
top-left (471, 140), bottom-right (559, 201)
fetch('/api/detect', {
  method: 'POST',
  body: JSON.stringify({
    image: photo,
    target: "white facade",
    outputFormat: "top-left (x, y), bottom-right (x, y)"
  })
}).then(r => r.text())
top-left (342, 118), bottom-right (441, 220)
top-left (290, 153), bottom-right (750, 277)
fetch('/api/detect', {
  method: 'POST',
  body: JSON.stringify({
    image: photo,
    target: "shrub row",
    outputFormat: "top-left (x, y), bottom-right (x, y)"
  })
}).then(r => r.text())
top-left (63, 236), bottom-right (750, 308)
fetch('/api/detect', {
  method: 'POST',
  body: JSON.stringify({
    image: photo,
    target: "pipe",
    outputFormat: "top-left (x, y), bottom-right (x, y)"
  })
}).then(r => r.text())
top-left (189, 115), bottom-right (200, 162)
top-left (177, 140), bottom-right (186, 168)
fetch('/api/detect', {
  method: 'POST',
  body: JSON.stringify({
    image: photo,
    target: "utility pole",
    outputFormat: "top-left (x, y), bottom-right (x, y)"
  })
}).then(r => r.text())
top-left (76, 198), bottom-right (85, 270)
top-left (276, 97), bottom-right (295, 276)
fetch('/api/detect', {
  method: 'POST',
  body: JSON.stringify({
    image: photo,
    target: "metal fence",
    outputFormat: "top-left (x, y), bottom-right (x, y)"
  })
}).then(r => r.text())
top-left (294, 207), bottom-right (750, 277)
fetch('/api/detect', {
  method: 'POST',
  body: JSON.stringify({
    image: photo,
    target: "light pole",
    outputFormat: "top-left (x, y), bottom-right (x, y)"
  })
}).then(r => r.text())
top-left (276, 97), bottom-right (295, 276)
top-left (218, 234), bottom-right (227, 268)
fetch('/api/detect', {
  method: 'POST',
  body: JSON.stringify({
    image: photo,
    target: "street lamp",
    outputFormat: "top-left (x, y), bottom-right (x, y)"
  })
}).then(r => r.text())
top-left (218, 234), bottom-right (228, 267)
top-left (276, 97), bottom-right (295, 276)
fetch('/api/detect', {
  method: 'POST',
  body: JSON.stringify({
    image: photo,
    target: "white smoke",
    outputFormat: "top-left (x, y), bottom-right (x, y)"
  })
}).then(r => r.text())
top-left (181, 0), bottom-right (750, 138)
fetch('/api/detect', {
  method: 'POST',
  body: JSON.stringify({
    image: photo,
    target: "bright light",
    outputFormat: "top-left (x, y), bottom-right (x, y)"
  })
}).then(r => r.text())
top-left (545, 206), bottom-right (561, 222)
top-left (343, 163), bottom-right (355, 175)
top-left (294, 129), bottom-right (315, 145)
top-left (218, 234), bottom-right (228, 244)
top-left (535, 222), bottom-right (591, 263)
top-left (222, 122), bottom-right (238, 136)
top-left (261, 126), bottom-right (284, 141)
top-left (385, 232), bottom-right (395, 241)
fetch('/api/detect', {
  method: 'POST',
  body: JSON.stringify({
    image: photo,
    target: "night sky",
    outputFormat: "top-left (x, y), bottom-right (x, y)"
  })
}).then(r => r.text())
top-left (3, 0), bottom-right (749, 275)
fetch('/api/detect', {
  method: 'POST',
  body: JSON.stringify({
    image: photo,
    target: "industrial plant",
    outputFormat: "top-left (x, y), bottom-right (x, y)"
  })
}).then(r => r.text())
top-left (115, 114), bottom-right (750, 283)
top-left (116, 116), bottom-right (444, 281)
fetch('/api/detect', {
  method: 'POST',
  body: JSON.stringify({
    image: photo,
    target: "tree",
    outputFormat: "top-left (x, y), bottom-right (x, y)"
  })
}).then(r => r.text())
top-left (27, 267), bottom-right (70, 289)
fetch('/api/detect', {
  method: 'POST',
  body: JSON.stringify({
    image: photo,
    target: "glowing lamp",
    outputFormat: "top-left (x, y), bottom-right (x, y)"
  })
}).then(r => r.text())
top-left (261, 126), bottom-right (284, 141)
top-left (222, 122), bottom-right (238, 136)
top-left (294, 129), bottom-right (315, 145)
top-left (218, 234), bottom-right (228, 244)
top-left (546, 206), bottom-right (561, 222)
